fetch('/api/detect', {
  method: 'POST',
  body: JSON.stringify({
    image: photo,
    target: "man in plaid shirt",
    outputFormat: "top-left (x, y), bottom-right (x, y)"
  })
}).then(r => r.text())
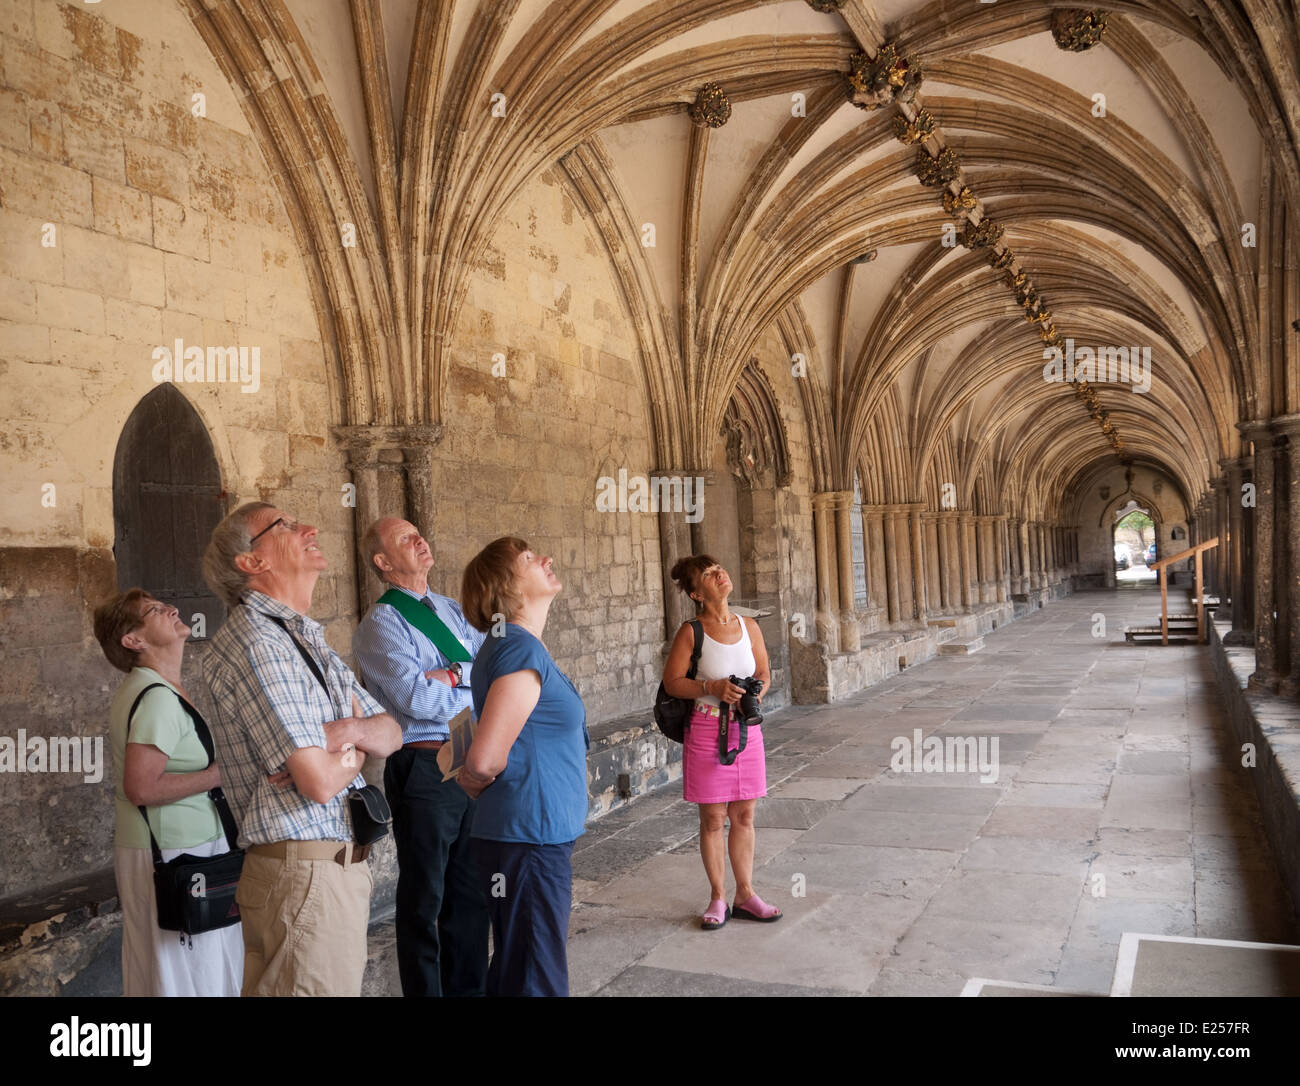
top-left (202, 501), bottom-right (402, 996)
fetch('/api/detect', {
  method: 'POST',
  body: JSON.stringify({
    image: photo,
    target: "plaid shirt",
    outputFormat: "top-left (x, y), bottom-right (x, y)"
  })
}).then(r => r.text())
top-left (202, 590), bottom-right (382, 847)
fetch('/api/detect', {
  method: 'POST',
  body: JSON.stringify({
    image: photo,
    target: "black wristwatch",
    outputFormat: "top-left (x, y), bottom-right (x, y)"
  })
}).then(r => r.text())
top-left (449, 662), bottom-right (463, 687)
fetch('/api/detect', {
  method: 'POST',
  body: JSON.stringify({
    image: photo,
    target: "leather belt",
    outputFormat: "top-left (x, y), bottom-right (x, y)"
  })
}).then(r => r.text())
top-left (405, 740), bottom-right (446, 750)
top-left (247, 840), bottom-right (372, 868)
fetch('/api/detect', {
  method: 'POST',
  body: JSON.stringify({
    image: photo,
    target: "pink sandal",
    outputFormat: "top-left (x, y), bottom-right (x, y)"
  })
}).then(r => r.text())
top-left (732, 893), bottom-right (782, 922)
top-left (700, 899), bottom-right (729, 931)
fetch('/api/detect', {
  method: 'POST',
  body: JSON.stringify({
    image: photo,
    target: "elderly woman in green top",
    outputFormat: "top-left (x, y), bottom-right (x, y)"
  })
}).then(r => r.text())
top-left (94, 589), bottom-right (248, 997)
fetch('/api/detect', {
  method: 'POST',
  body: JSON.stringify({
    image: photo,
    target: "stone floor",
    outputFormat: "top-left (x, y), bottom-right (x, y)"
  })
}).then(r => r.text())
top-left (565, 587), bottom-right (1300, 996)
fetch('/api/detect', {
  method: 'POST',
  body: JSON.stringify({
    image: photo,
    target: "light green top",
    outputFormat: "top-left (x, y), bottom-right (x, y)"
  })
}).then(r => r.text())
top-left (110, 667), bottom-right (224, 850)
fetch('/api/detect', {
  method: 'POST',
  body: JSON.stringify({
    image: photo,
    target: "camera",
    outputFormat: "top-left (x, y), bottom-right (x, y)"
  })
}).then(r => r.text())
top-left (727, 675), bottom-right (764, 726)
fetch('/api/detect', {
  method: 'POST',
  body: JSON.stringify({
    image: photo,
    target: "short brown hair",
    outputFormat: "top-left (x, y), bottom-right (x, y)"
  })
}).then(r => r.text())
top-left (93, 588), bottom-right (152, 673)
top-left (461, 536), bottom-right (530, 632)
top-left (670, 554), bottom-right (719, 610)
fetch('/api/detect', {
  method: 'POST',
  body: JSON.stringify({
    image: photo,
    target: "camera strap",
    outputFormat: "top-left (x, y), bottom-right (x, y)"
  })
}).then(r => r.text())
top-left (717, 701), bottom-right (747, 766)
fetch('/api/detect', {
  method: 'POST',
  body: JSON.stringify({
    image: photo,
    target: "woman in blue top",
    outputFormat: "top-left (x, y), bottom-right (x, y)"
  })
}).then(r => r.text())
top-left (459, 536), bottom-right (589, 996)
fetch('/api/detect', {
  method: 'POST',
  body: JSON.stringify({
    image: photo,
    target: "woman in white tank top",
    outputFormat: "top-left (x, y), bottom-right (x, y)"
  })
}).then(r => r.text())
top-left (661, 555), bottom-right (782, 931)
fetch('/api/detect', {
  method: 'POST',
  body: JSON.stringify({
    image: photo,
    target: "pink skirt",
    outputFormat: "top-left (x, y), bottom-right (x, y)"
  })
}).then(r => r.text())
top-left (682, 706), bottom-right (767, 804)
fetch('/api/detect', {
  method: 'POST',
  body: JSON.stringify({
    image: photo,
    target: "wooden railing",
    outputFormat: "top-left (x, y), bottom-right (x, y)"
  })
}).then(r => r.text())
top-left (1149, 537), bottom-right (1219, 644)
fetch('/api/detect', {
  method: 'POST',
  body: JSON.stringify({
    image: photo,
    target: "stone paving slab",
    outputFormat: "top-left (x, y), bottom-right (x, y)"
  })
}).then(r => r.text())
top-left (999, 781), bottom-right (1108, 808)
top-left (565, 588), bottom-right (1298, 997)
top-left (801, 809), bottom-right (991, 850)
top-left (841, 782), bottom-right (1001, 816)
top-left (921, 868), bottom-right (1085, 922)
top-left (768, 777), bottom-right (865, 802)
top-left (757, 841), bottom-right (959, 898)
top-left (980, 804), bottom-right (1102, 839)
top-left (958, 835), bottom-right (1095, 876)
top-left (595, 964), bottom-right (857, 997)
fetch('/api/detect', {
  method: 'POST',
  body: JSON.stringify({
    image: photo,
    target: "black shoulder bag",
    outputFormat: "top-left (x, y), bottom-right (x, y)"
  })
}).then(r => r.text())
top-left (126, 684), bottom-right (243, 941)
top-left (652, 620), bottom-right (703, 743)
top-left (268, 617), bottom-right (392, 846)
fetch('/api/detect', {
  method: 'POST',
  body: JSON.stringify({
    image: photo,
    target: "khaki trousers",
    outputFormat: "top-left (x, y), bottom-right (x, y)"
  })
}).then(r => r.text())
top-left (235, 845), bottom-right (373, 996)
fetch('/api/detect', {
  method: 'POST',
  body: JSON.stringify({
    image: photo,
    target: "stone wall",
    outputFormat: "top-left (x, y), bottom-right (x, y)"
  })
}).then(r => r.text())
top-left (0, 0), bottom-right (344, 898)
top-left (1073, 464), bottom-right (1191, 584)
top-left (431, 167), bottom-right (663, 725)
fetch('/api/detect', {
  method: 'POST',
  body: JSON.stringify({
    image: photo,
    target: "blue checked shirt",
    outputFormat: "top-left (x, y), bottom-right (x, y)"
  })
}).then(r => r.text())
top-left (201, 590), bottom-right (382, 847)
top-left (352, 585), bottom-right (485, 743)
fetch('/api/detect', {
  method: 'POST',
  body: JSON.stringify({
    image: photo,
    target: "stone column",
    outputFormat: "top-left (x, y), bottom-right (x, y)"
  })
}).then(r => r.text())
top-left (1276, 417), bottom-right (1300, 696)
top-left (867, 508), bottom-right (887, 620)
top-left (995, 516), bottom-right (1008, 602)
top-left (832, 491), bottom-right (860, 652)
top-left (946, 515), bottom-right (967, 606)
top-left (1240, 422), bottom-right (1278, 690)
top-left (884, 507), bottom-right (902, 625)
top-left (1221, 456), bottom-right (1249, 639)
top-left (910, 506), bottom-right (928, 623)
top-left (652, 470), bottom-right (696, 639)
top-left (1014, 517), bottom-right (1026, 593)
top-left (402, 442), bottom-right (436, 545)
top-left (935, 512), bottom-right (950, 611)
top-left (333, 423), bottom-right (442, 613)
top-left (958, 512), bottom-right (973, 611)
top-left (982, 520), bottom-right (993, 603)
top-left (811, 491), bottom-right (840, 651)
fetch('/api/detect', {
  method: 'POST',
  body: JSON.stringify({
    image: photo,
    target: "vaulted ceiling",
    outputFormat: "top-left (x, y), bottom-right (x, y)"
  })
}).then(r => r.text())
top-left (184, 0), bottom-right (1300, 521)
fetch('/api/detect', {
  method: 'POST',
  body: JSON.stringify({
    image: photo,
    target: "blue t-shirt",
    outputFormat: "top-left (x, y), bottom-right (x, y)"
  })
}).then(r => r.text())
top-left (470, 624), bottom-right (590, 844)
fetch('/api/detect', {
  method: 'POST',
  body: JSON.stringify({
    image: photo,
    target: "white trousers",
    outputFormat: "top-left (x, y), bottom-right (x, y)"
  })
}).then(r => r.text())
top-left (114, 841), bottom-right (244, 997)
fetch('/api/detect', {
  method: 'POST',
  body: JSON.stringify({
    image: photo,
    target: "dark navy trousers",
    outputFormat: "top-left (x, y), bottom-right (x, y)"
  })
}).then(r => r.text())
top-left (472, 838), bottom-right (575, 997)
top-left (385, 747), bottom-right (489, 996)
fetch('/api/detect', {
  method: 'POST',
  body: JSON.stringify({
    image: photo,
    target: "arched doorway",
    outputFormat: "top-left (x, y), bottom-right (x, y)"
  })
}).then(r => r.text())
top-left (1112, 502), bottom-right (1158, 586)
top-left (112, 384), bottom-right (227, 637)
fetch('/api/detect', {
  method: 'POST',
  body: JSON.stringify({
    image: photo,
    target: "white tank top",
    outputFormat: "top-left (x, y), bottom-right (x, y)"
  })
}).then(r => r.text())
top-left (693, 616), bottom-right (756, 707)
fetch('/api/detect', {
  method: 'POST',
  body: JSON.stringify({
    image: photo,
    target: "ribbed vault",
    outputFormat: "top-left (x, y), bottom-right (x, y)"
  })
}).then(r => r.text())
top-left (182, 0), bottom-right (1298, 548)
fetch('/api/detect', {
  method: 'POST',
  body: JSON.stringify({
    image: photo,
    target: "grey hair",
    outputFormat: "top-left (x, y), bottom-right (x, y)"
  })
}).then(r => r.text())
top-left (360, 519), bottom-right (390, 583)
top-left (203, 501), bottom-right (275, 608)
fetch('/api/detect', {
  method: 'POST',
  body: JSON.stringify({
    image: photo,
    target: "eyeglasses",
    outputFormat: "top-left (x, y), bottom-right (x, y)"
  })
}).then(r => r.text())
top-left (135, 602), bottom-right (168, 623)
top-left (249, 516), bottom-right (299, 546)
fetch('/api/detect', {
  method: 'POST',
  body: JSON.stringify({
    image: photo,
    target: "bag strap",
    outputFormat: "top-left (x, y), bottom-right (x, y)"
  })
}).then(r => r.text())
top-left (268, 615), bottom-right (363, 797)
top-left (268, 615), bottom-right (330, 696)
top-left (685, 620), bottom-right (703, 681)
top-left (126, 683), bottom-right (241, 861)
top-left (717, 702), bottom-right (747, 766)
top-left (376, 589), bottom-right (473, 664)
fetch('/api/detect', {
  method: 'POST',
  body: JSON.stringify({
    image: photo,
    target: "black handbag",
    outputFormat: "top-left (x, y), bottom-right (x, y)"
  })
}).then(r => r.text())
top-left (347, 783), bottom-right (392, 845)
top-left (126, 684), bottom-right (243, 939)
top-left (652, 620), bottom-right (703, 742)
